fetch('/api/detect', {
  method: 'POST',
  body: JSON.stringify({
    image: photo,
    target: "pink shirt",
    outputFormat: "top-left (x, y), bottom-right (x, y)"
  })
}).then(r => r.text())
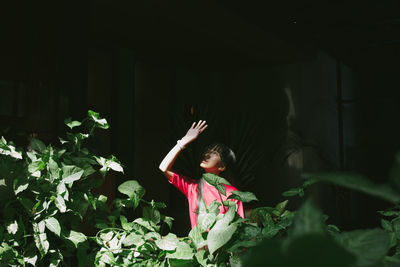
top-left (168, 172), bottom-right (244, 228)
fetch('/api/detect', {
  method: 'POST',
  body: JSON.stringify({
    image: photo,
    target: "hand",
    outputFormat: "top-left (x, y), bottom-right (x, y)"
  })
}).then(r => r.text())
top-left (181, 120), bottom-right (208, 145)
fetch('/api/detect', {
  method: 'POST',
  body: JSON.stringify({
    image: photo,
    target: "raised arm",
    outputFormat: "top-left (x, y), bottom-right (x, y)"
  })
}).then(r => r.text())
top-left (159, 120), bottom-right (208, 179)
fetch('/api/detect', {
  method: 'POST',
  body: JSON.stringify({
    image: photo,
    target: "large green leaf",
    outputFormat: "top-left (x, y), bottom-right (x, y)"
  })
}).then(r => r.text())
top-left (202, 173), bottom-right (231, 186)
top-left (143, 205), bottom-right (161, 225)
top-left (208, 222), bottom-right (237, 255)
top-left (302, 172), bottom-right (400, 204)
top-left (188, 226), bottom-right (206, 249)
top-left (123, 233), bottom-right (143, 247)
top-left (61, 165), bottom-right (84, 184)
top-left (45, 217), bottom-right (61, 236)
top-left (288, 199), bottom-right (325, 238)
top-left (207, 207), bottom-right (238, 254)
top-left (197, 213), bottom-right (217, 232)
top-left (227, 190), bottom-right (258, 202)
top-left (334, 228), bottom-right (390, 267)
top-left (30, 138), bottom-right (46, 153)
top-left (118, 180), bottom-right (145, 209)
top-left (155, 233), bottom-right (179, 251)
top-left (166, 241), bottom-right (194, 260)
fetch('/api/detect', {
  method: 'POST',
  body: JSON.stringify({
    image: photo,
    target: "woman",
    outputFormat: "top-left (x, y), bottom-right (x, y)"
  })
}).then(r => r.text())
top-left (159, 120), bottom-right (244, 228)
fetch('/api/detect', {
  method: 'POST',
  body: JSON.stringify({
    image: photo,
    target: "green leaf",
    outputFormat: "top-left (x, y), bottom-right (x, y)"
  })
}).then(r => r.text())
top-left (208, 221), bottom-right (237, 255)
top-left (168, 258), bottom-right (193, 267)
top-left (30, 138), bottom-right (46, 153)
top-left (48, 157), bottom-right (59, 179)
top-left (393, 217), bottom-right (400, 239)
top-left (64, 117), bottom-right (82, 129)
top-left (155, 233), bottom-right (179, 251)
top-left (202, 173), bottom-right (231, 186)
top-left (108, 160), bottom-right (124, 173)
top-left (289, 199), bottom-right (325, 238)
top-left (275, 200), bottom-right (289, 216)
top-left (162, 215), bottom-right (174, 230)
top-left (0, 137), bottom-right (22, 159)
top-left (378, 210), bottom-right (400, 217)
top-left (227, 240), bottom-right (257, 253)
top-left (227, 190), bottom-right (258, 202)
top-left (143, 205), bottom-right (161, 225)
top-left (28, 161), bottom-right (45, 174)
top-left (144, 231), bottom-right (161, 241)
top-left (99, 251), bottom-right (115, 264)
top-left (189, 226), bottom-right (206, 249)
top-left (6, 220), bottom-right (18, 235)
top-left (302, 172), bottom-right (400, 204)
top-left (34, 232), bottom-right (49, 256)
top-left (134, 218), bottom-right (156, 232)
top-left (207, 207), bottom-right (238, 254)
top-left (62, 165), bottom-right (84, 184)
top-left (123, 233), bottom-right (143, 247)
top-left (195, 250), bottom-right (207, 267)
top-left (215, 183), bottom-right (226, 196)
top-left (45, 217), bottom-right (61, 236)
top-left (88, 110), bottom-right (109, 129)
top-left (197, 213), bottom-right (217, 232)
top-left (119, 215), bottom-right (133, 231)
top-left (118, 180), bottom-right (145, 209)
top-left (55, 195), bottom-right (66, 213)
top-left (14, 182), bottom-right (29, 195)
top-left (381, 219), bottom-right (393, 232)
top-left (282, 187), bottom-right (304, 197)
top-left (334, 228), bottom-right (390, 267)
top-left (66, 230), bottom-right (87, 248)
top-left (24, 254), bottom-right (38, 266)
top-left (166, 241), bottom-right (194, 260)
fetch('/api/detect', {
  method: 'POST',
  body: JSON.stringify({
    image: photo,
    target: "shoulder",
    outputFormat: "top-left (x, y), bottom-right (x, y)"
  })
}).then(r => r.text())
top-left (171, 172), bottom-right (197, 184)
top-left (224, 184), bottom-right (239, 193)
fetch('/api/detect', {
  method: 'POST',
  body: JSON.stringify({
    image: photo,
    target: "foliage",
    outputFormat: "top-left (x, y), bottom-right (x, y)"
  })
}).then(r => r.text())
top-left (0, 111), bottom-right (287, 266)
top-left (3, 110), bottom-right (400, 266)
top-left (94, 176), bottom-right (281, 266)
top-left (0, 111), bottom-right (122, 266)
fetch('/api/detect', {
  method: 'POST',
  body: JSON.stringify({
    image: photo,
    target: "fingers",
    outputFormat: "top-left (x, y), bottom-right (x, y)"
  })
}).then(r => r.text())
top-left (197, 120), bottom-right (208, 133)
top-left (199, 124), bottom-right (208, 133)
top-left (195, 120), bottom-right (206, 129)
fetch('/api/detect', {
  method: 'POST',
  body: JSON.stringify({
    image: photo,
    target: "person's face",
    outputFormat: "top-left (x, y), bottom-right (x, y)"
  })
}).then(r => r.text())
top-left (200, 150), bottom-right (226, 174)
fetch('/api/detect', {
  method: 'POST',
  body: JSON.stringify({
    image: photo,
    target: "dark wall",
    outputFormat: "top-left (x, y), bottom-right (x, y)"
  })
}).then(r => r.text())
top-left (1, 1), bottom-right (399, 236)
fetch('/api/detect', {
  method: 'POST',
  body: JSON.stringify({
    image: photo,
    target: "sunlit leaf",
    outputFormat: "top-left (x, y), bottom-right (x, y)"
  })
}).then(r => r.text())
top-left (155, 233), bottom-right (179, 251)
top-left (202, 173), bottom-right (231, 186)
top-left (227, 190), bottom-right (258, 203)
top-left (64, 117), bottom-right (82, 129)
top-left (62, 165), bottom-right (84, 184)
top-left (45, 217), bottom-right (61, 236)
top-left (66, 230), bottom-right (87, 248)
top-left (30, 138), bottom-right (46, 153)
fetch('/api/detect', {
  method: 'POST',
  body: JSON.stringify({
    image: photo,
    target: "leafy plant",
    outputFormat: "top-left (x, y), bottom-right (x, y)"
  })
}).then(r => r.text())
top-left (0, 110), bottom-right (123, 266)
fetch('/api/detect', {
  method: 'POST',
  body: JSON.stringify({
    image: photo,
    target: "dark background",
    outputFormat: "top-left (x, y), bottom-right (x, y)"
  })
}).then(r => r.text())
top-left (1, 0), bottom-right (399, 236)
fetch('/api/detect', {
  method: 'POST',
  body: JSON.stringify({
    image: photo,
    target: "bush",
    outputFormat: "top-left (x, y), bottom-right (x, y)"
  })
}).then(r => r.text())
top-left (2, 111), bottom-right (400, 266)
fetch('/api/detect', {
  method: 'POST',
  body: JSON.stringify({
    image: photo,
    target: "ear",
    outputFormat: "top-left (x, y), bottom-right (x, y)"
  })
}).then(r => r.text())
top-left (218, 165), bottom-right (226, 172)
